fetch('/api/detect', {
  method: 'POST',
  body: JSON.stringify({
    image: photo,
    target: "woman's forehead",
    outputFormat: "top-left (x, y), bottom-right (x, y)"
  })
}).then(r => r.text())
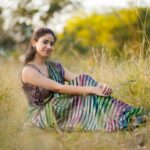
top-left (40, 34), bottom-right (54, 41)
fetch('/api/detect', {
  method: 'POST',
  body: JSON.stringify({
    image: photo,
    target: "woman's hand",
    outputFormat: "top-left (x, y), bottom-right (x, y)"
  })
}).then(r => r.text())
top-left (93, 83), bottom-right (112, 96)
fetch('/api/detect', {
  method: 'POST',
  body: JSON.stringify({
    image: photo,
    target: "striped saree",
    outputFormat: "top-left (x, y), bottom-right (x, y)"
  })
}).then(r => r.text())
top-left (25, 61), bottom-right (146, 132)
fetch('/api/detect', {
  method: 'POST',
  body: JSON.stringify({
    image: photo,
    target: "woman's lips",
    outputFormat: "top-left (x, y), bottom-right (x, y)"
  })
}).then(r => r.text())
top-left (43, 49), bottom-right (51, 54)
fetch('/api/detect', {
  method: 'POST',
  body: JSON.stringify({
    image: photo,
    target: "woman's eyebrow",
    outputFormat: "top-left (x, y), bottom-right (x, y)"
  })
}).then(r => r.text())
top-left (43, 39), bottom-right (54, 42)
top-left (43, 39), bottom-right (49, 42)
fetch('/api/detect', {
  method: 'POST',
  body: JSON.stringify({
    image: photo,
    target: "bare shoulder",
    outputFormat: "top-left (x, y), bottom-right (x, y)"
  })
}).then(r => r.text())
top-left (22, 66), bottom-right (37, 76)
top-left (22, 66), bottom-right (38, 83)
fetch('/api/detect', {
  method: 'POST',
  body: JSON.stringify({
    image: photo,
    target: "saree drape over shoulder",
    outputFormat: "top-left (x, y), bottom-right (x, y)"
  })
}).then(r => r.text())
top-left (22, 61), bottom-right (146, 132)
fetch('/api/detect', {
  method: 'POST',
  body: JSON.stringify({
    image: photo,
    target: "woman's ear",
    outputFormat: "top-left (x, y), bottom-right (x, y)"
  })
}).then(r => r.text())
top-left (31, 40), bottom-right (36, 47)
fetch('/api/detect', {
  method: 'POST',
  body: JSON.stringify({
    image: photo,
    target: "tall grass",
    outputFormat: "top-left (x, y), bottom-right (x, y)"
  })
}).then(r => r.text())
top-left (0, 49), bottom-right (150, 149)
top-left (0, 62), bottom-right (27, 149)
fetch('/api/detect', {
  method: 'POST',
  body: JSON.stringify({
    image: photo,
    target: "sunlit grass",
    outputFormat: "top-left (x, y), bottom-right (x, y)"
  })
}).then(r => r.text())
top-left (0, 53), bottom-right (150, 150)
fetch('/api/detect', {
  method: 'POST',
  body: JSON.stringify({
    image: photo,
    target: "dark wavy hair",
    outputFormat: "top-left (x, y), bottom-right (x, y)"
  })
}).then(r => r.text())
top-left (24, 27), bottom-right (57, 65)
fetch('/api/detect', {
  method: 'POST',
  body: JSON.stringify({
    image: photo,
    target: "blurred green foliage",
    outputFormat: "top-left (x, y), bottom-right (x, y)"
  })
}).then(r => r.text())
top-left (0, 4), bottom-right (150, 59)
top-left (58, 8), bottom-right (150, 58)
top-left (0, 7), bottom-right (16, 52)
top-left (0, 0), bottom-right (78, 55)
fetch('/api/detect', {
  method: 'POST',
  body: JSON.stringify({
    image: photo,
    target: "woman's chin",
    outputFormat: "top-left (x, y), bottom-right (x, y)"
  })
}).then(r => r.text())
top-left (42, 53), bottom-right (51, 57)
top-left (41, 55), bottom-right (50, 59)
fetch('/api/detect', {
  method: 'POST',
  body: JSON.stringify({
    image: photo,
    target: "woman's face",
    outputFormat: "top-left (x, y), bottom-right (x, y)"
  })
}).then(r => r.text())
top-left (33, 33), bottom-right (55, 58)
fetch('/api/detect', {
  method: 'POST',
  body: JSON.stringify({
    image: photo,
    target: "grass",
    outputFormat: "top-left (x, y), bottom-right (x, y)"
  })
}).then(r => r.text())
top-left (0, 53), bottom-right (150, 150)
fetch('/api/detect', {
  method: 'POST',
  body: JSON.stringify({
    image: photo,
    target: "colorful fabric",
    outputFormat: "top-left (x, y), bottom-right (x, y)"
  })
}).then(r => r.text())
top-left (24, 61), bottom-right (146, 132)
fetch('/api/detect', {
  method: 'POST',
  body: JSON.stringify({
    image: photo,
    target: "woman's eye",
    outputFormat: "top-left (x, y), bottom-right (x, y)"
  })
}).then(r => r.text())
top-left (50, 42), bottom-right (54, 46)
top-left (43, 41), bottom-right (48, 44)
top-left (43, 40), bottom-right (54, 46)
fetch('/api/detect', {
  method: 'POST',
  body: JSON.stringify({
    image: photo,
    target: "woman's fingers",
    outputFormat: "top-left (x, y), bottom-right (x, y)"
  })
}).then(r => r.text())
top-left (95, 83), bottom-right (112, 96)
top-left (101, 83), bottom-right (112, 96)
top-left (101, 84), bottom-right (108, 94)
top-left (95, 86), bottom-right (107, 96)
top-left (105, 88), bottom-right (112, 96)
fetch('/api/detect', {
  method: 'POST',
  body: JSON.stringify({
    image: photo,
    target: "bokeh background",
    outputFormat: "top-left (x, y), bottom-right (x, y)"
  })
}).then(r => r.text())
top-left (0, 0), bottom-right (150, 150)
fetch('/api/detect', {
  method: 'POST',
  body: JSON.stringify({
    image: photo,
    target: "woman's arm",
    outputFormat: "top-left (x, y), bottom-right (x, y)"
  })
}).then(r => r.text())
top-left (22, 66), bottom-right (109, 96)
top-left (63, 67), bottom-right (112, 95)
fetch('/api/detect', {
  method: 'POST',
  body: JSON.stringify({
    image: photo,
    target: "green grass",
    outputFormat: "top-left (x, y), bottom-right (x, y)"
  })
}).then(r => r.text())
top-left (0, 55), bottom-right (150, 150)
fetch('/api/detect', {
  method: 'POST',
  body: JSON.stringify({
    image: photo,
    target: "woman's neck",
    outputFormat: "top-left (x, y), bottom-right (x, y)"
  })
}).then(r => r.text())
top-left (32, 55), bottom-right (47, 66)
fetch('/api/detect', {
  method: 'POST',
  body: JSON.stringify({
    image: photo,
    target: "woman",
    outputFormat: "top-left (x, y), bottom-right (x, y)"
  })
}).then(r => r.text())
top-left (21, 27), bottom-right (147, 132)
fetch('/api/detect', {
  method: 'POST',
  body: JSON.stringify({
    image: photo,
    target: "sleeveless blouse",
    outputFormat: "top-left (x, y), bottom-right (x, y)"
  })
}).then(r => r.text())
top-left (22, 61), bottom-right (65, 106)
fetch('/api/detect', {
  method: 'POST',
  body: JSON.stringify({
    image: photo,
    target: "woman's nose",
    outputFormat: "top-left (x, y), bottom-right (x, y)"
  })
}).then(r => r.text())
top-left (47, 44), bottom-right (52, 49)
